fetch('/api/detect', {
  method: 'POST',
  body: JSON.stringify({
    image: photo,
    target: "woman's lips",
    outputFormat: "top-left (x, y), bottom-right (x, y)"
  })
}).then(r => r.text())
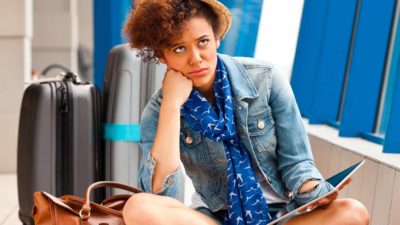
top-left (188, 68), bottom-right (208, 76)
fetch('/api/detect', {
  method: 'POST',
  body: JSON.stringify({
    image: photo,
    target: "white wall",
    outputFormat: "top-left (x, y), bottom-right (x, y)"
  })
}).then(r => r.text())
top-left (77, 0), bottom-right (94, 82)
top-left (32, 0), bottom-right (79, 77)
top-left (309, 123), bottom-right (400, 225)
top-left (0, 0), bottom-right (93, 172)
top-left (78, 0), bottom-right (93, 50)
top-left (254, 0), bottom-right (304, 78)
top-left (0, 0), bottom-right (32, 173)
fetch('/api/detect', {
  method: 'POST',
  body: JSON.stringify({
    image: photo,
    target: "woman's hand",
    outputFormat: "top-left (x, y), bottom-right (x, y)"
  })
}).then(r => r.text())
top-left (300, 177), bottom-right (353, 213)
top-left (162, 69), bottom-right (193, 108)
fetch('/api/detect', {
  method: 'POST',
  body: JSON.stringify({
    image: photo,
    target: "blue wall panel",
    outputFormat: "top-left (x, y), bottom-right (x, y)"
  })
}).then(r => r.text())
top-left (384, 70), bottom-right (400, 153)
top-left (234, 0), bottom-right (263, 57)
top-left (290, 0), bottom-right (330, 117)
top-left (383, 12), bottom-right (400, 153)
top-left (380, 6), bottom-right (400, 135)
top-left (308, 0), bottom-right (358, 124)
top-left (94, 0), bottom-right (131, 90)
top-left (339, 0), bottom-right (396, 137)
top-left (219, 0), bottom-right (263, 57)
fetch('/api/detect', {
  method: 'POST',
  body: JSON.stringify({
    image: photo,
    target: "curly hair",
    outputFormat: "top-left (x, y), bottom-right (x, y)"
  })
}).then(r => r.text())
top-left (123, 0), bottom-right (220, 62)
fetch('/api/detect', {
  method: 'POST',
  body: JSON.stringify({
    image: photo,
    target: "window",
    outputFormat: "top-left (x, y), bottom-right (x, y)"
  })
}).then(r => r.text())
top-left (376, 8), bottom-right (400, 136)
top-left (290, 0), bottom-right (400, 153)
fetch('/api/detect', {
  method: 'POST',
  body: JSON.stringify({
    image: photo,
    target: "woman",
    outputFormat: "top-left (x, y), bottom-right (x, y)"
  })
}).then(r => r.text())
top-left (122, 0), bottom-right (369, 224)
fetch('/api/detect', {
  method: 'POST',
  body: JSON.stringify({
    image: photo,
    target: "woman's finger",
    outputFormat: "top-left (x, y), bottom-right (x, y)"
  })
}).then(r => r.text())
top-left (299, 203), bottom-right (317, 214)
top-left (317, 197), bottom-right (330, 206)
top-left (298, 190), bottom-right (336, 213)
top-left (338, 177), bottom-right (352, 191)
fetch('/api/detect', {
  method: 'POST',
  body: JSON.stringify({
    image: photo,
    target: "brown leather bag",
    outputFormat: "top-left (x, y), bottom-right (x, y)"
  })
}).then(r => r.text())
top-left (32, 181), bottom-right (142, 225)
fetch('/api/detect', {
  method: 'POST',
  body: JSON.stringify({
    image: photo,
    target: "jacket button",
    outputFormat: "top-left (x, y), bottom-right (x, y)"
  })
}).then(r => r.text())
top-left (267, 176), bottom-right (272, 183)
top-left (286, 191), bottom-right (294, 199)
top-left (258, 121), bottom-right (265, 129)
top-left (185, 136), bottom-right (193, 145)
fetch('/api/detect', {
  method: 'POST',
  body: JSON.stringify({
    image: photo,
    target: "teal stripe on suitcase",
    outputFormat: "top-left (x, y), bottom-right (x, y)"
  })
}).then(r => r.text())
top-left (104, 124), bottom-right (141, 142)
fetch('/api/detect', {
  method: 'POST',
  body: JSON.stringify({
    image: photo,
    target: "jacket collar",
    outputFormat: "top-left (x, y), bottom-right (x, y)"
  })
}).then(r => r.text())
top-left (218, 54), bottom-right (259, 101)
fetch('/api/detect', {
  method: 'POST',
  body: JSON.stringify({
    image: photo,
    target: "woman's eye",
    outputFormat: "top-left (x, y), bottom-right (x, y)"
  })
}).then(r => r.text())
top-left (173, 46), bottom-right (185, 53)
top-left (199, 39), bottom-right (209, 46)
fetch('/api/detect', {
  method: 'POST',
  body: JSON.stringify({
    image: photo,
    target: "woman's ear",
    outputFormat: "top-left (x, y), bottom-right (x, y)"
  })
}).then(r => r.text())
top-left (216, 39), bottom-right (221, 49)
top-left (158, 57), bottom-right (166, 64)
top-left (155, 51), bottom-right (167, 64)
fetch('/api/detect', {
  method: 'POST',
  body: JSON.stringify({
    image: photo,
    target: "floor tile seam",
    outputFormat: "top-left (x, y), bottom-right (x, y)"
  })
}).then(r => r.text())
top-left (0, 205), bottom-right (18, 225)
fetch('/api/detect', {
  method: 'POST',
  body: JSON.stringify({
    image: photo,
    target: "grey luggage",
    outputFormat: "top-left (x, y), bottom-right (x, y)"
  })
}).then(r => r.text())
top-left (17, 73), bottom-right (104, 225)
top-left (102, 44), bottom-right (164, 195)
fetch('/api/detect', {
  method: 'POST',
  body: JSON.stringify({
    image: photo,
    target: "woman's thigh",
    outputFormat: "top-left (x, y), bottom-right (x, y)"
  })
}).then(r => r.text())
top-left (123, 193), bottom-right (219, 225)
top-left (282, 199), bottom-right (369, 225)
top-left (196, 207), bottom-right (226, 225)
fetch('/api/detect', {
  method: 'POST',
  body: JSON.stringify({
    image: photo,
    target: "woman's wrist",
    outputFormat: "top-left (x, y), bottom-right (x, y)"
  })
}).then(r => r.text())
top-left (160, 100), bottom-right (182, 112)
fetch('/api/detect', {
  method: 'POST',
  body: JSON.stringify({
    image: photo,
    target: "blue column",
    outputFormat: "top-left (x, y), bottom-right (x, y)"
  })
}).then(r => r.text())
top-left (93, 0), bottom-right (131, 90)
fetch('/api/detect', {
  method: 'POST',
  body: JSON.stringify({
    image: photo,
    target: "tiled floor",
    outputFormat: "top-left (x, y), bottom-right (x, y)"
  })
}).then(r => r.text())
top-left (0, 174), bottom-right (21, 225)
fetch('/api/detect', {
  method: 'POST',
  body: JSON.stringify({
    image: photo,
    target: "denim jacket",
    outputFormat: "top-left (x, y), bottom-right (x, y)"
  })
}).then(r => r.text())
top-left (138, 54), bottom-right (334, 212)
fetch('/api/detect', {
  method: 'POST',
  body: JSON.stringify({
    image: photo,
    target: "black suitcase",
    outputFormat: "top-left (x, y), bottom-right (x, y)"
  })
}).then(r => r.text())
top-left (17, 73), bottom-right (104, 225)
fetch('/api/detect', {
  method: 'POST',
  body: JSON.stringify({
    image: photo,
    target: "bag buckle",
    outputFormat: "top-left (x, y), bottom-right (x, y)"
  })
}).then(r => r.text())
top-left (79, 208), bottom-right (91, 221)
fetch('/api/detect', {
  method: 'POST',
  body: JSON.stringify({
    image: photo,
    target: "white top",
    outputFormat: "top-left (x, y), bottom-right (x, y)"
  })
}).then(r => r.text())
top-left (190, 178), bottom-right (288, 211)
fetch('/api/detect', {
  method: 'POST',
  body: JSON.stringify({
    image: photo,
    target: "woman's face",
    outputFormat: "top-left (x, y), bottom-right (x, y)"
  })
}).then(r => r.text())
top-left (160, 17), bottom-right (220, 93)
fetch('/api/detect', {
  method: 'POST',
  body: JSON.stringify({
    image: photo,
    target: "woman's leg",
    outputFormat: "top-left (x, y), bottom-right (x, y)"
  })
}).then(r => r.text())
top-left (283, 198), bottom-right (369, 225)
top-left (123, 195), bottom-right (369, 225)
top-left (123, 193), bottom-right (219, 225)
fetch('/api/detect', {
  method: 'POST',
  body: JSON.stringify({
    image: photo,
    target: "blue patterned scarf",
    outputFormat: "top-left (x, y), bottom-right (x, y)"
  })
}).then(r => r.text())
top-left (181, 56), bottom-right (273, 225)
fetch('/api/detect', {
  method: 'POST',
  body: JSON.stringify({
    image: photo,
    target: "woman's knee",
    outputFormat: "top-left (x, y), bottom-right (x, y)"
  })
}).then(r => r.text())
top-left (123, 193), bottom-right (157, 225)
top-left (334, 198), bottom-right (370, 225)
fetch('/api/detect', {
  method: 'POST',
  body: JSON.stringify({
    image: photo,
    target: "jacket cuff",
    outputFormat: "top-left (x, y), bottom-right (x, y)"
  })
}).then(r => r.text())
top-left (140, 154), bottom-right (182, 197)
top-left (154, 165), bottom-right (182, 196)
top-left (294, 180), bottom-right (334, 205)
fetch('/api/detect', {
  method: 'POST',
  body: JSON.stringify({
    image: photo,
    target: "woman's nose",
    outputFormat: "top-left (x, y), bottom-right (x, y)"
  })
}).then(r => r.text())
top-left (189, 48), bottom-right (203, 65)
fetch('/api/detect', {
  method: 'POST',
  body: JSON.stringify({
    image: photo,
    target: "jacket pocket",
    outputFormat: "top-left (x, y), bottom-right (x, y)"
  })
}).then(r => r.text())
top-left (248, 111), bottom-right (277, 153)
top-left (179, 127), bottom-right (205, 167)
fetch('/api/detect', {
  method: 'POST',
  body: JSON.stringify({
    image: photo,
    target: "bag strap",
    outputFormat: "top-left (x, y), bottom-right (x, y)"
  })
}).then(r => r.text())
top-left (80, 181), bottom-right (142, 221)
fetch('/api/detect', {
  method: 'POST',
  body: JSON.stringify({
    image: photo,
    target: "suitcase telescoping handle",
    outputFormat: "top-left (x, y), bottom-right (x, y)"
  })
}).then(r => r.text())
top-left (79, 181), bottom-right (142, 221)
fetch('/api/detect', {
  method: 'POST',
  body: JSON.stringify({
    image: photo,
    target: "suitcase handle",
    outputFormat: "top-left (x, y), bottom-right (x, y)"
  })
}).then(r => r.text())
top-left (42, 64), bottom-right (71, 75)
top-left (41, 64), bottom-right (84, 85)
top-left (63, 72), bottom-right (80, 84)
top-left (80, 181), bottom-right (142, 221)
